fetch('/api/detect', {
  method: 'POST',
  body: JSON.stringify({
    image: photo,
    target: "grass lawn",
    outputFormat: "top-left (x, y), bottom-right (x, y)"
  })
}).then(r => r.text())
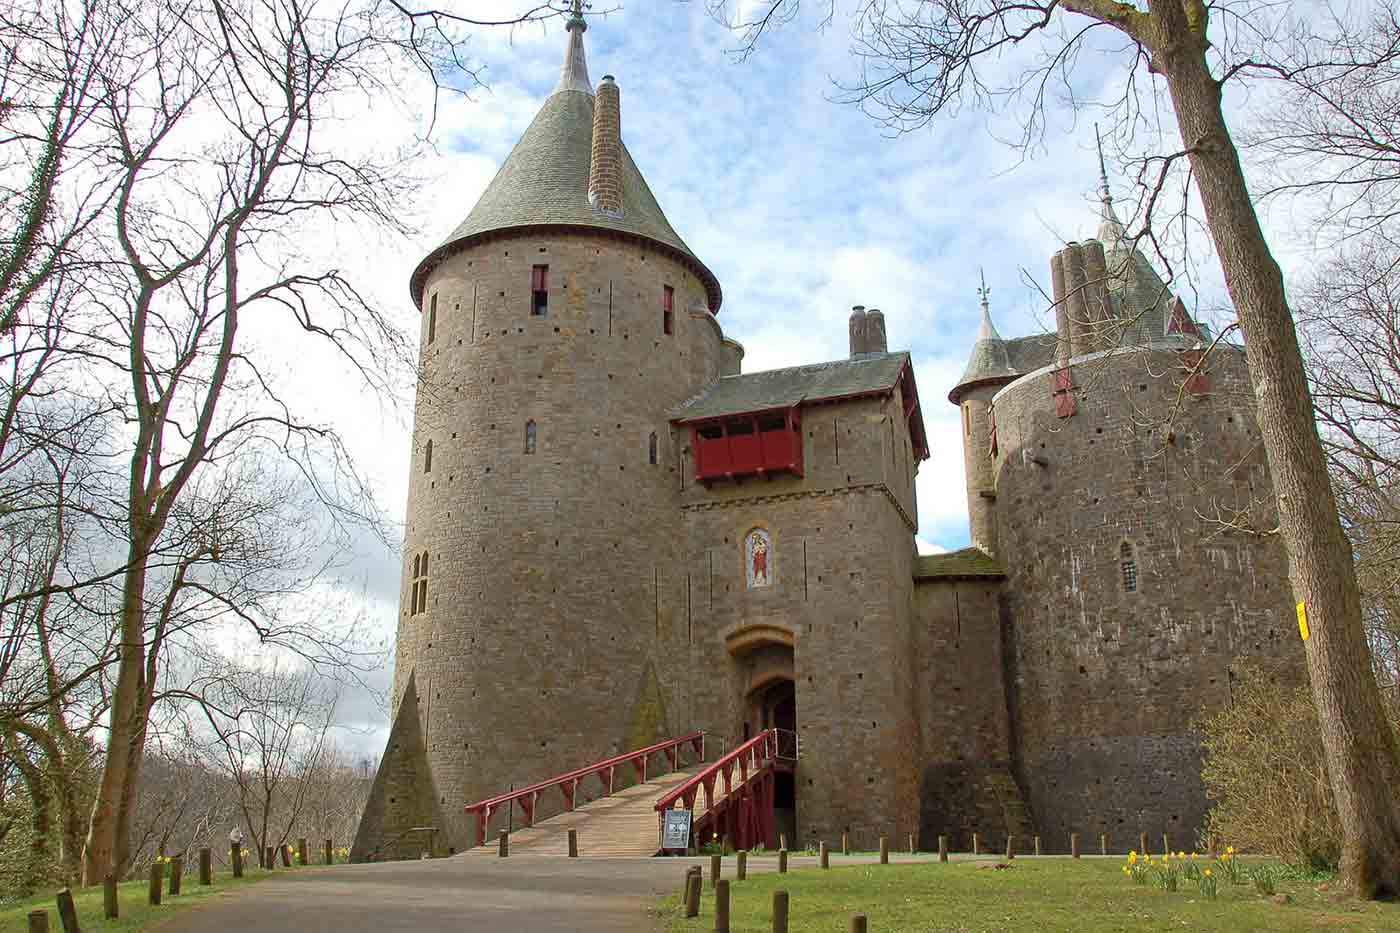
top-left (659, 857), bottom-right (1400, 932)
top-left (1, 864), bottom-right (302, 931)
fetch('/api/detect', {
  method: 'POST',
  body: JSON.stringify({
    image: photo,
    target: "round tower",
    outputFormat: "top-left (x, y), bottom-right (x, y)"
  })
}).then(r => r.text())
top-left (364, 10), bottom-right (726, 855)
top-left (949, 279), bottom-right (1017, 556)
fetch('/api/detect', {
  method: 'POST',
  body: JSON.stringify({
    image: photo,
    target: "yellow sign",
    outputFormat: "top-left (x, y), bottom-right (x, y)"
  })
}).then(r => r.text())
top-left (1297, 601), bottom-right (1310, 641)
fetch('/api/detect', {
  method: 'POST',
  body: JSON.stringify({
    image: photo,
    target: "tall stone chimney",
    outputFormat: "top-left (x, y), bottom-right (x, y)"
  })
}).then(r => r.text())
top-left (588, 75), bottom-right (623, 218)
top-left (865, 309), bottom-right (887, 354)
top-left (848, 305), bottom-right (868, 358)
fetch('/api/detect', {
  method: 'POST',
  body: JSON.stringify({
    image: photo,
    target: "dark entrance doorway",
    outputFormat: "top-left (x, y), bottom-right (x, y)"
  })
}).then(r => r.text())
top-left (747, 676), bottom-right (797, 843)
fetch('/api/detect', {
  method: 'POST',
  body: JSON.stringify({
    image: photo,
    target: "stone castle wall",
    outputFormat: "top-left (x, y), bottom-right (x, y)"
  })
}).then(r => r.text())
top-left (672, 391), bottom-right (925, 851)
top-left (989, 345), bottom-right (1303, 851)
top-left (956, 385), bottom-right (1001, 555)
top-left (388, 229), bottom-right (721, 852)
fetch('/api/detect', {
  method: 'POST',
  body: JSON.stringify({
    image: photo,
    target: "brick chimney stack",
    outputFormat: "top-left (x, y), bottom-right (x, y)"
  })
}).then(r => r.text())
top-left (865, 309), bottom-right (887, 354)
top-left (589, 75), bottom-right (624, 218)
top-left (848, 305), bottom-right (868, 358)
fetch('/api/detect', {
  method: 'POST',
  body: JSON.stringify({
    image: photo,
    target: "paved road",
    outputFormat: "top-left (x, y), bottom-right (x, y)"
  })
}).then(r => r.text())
top-left (154, 852), bottom-right (975, 933)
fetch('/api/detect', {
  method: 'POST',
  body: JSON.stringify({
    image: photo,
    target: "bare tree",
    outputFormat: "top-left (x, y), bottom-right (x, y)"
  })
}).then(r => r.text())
top-left (718, 0), bottom-right (1400, 896)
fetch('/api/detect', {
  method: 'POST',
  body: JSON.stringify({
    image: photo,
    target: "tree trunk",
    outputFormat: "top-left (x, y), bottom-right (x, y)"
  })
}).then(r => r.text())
top-left (81, 538), bottom-right (153, 885)
top-left (1153, 7), bottom-right (1400, 898)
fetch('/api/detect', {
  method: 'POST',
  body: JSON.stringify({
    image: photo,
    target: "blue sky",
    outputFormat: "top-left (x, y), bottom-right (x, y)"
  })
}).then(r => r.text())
top-left (302, 1), bottom-right (1271, 750)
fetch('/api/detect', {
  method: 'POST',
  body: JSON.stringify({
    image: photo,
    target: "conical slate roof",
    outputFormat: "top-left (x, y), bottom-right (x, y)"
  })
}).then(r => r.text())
top-left (409, 19), bottom-right (722, 311)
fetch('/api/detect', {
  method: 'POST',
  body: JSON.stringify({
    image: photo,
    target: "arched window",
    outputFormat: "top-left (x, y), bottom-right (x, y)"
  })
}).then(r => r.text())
top-left (424, 439), bottom-right (433, 473)
top-left (525, 420), bottom-right (537, 455)
top-left (1120, 542), bottom-right (1138, 593)
top-left (648, 431), bottom-right (658, 465)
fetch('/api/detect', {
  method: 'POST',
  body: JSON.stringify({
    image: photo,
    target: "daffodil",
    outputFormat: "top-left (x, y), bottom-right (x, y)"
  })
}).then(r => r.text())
top-left (1204, 868), bottom-right (1212, 877)
top-left (1226, 845), bottom-right (1235, 855)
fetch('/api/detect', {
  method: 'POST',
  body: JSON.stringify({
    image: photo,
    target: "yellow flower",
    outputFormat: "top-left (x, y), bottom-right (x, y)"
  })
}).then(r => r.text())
top-left (1176, 851), bottom-right (1185, 859)
top-left (1204, 868), bottom-right (1213, 877)
top-left (1226, 846), bottom-right (1236, 855)
top-left (1123, 866), bottom-right (1131, 875)
top-left (1128, 851), bottom-right (1138, 865)
top-left (1190, 853), bottom-right (1198, 860)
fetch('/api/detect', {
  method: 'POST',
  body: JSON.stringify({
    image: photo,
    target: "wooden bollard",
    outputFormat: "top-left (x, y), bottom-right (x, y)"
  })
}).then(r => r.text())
top-left (103, 874), bottom-right (119, 919)
top-left (772, 890), bottom-right (789, 933)
top-left (1162, 833), bottom-right (1170, 856)
top-left (715, 879), bottom-right (730, 933)
top-left (879, 835), bottom-right (889, 864)
top-left (778, 849), bottom-right (788, 873)
top-left (567, 828), bottom-right (578, 857)
top-left (264, 846), bottom-right (275, 869)
top-left (324, 839), bottom-right (334, 864)
top-left (169, 854), bottom-right (184, 895)
top-left (1209, 834), bottom-right (1219, 858)
top-left (819, 841), bottom-right (829, 868)
top-left (710, 853), bottom-right (721, 888)
top-left (971, 832), bottom-right (980, 855)
top-left (1005, 835), bottom-right (1015, 859)
top-left (199, 847), bottom-right (212, 885)
top-left (938, 835), bottom-right (948, 863)
top-left (779, 833), bottom-right (787, 850)
top-left (55, 889), bottom-right (78, 933)
top-left (851, 915), bottom-right (868, 933)
top-left (280, 845), bottom-right (291, 868)
top-left (1140, 831), bottom-right (1149, 855)
top-left (1100, 833), bottom-right (1108, 856)
top-left (737, 850), bottom-right (747, 880)
top-left (498, 830), bottom-right (509, 858)
top-left (148, 860), bottom-right (164, 906)
top-left (684, 869), bottom-right (702, 918)
top-left (1070, 833), bottom-right (1080, 859)
top-left (27, 910), bottom-right (49, 933)
top-left (909, 833), bottom-right (916, 855)
top-left (231, 843), bottom-right (243, 878)
top-left (1034, 835), bottom-right (1041, 857)
top-left (298, 837), bottom-right (309, 866)
top-left (841, 832), bottom-right (850, 856)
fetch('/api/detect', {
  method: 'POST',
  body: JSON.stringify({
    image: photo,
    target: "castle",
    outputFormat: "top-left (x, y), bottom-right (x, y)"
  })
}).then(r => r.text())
top-left (352, 9), bottom-right (1302, 860)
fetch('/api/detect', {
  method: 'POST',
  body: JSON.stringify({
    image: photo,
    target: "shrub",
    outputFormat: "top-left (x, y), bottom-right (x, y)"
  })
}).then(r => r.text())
top-left (1197, 665), bottom-right (1343, 871)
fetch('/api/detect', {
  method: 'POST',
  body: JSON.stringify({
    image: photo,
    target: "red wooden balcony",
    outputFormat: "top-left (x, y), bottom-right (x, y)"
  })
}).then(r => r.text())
top-left (692, 409), bottom-right (802, 484)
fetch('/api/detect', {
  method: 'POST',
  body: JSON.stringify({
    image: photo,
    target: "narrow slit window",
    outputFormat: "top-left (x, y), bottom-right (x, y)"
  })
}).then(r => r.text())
top-left (428, 292), bottom-right (438, 344)
top-left (1120, 542), bottom-right (1138, 593)
top-left (525, 420), bottom-right (537, 454)
top-left (531, 265), bottom-right (549, 317)
top-left (424, 439), bottom-right (433, 473)
top-left (663, 285), bottom-right (674, 335)
top-left (649, 431), bottom-right (658, 465)
top-left (410, 551), bottom-right (429, 615)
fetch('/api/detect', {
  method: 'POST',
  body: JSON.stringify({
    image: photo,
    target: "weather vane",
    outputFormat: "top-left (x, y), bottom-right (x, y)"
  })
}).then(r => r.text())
top-left (977, 268), bottom-right (991, 309)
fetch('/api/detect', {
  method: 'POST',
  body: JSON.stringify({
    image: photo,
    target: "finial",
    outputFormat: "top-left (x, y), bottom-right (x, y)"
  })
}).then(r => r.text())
top-left (555, 0), bottom-right (592, 94)
top-left (976, 270), bottom-right (1001, 342)
top-left (1095, 123), bottom-right (1112, 210)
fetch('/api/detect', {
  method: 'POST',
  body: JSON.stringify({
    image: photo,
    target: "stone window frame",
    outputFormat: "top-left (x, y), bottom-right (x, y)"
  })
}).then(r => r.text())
top-left (662, 285), bottom-right (674, 336)
top-left (410, 551), bottom-right (428, 615)
top-left (525, 419), bottom-right (537, 455)
top-left (1119, 540), bottom-right (1139, 594)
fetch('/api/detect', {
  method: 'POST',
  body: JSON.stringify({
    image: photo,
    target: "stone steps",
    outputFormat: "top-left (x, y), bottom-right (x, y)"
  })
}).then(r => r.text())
top-left (464, 765), bottom-right (710, 858)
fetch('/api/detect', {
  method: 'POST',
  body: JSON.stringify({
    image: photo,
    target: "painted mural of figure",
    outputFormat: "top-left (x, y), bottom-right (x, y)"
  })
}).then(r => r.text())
top-left (747, 529), bottom-right (771, 588)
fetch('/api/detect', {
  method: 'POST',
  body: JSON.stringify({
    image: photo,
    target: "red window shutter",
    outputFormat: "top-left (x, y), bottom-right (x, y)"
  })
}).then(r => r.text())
top-left (532, 264), bottom-right (549, 290)
top-left (1055, 391), bottom-right (1078, 418)
top-left (1052, 367), bottom-right (1074, 391)
top-left (1051, 366), bottom-right (1076, 418)
top-left (1181, 350), bottom-right (1209, 395)
top-left (663, 285), bottom-right (674, 312)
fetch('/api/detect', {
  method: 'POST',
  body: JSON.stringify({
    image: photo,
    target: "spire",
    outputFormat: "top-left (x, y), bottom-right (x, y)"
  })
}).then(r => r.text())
top-left (1094, 123), bottom-right (1126, 247)
top-left (976, 269), bottom-right (1001, 341)
top-left (555, 0), bottom-right (592, 96)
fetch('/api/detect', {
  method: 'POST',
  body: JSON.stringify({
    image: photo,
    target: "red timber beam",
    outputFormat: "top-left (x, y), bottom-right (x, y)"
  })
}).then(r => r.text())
top-left (464, 731), bottom-right (706, 848)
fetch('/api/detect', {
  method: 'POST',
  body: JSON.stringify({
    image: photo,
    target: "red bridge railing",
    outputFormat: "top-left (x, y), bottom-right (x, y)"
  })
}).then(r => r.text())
top-left (654, 728), bottom-right (797, 852)
top-left (463, 731), bottom-right (706, 848)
